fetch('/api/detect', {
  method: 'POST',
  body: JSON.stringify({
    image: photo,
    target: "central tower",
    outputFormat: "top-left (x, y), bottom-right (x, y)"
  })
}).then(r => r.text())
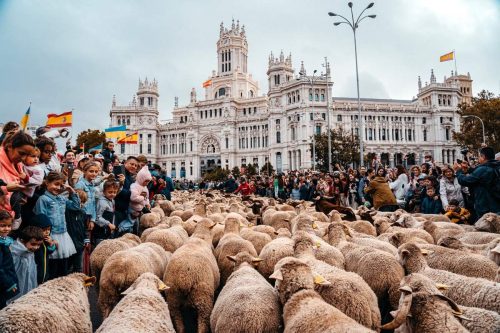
top-left (217, 19), bottom-right (248, 75)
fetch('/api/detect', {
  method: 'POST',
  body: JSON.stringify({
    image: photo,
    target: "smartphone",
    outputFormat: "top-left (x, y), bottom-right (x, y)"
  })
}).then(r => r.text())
top-left (113, 165), bottom-right (125, 176)
top-left (456, 159), bottom-right (462, 164)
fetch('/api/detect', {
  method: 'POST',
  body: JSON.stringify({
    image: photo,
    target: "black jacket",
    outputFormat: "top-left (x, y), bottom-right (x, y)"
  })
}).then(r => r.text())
top-left (0, 241), bottom-right (19, 308)
top-left (65, 206), bottom-right (87, 253)
top-left (224, 178), bottom-right (238, 193)
top-left (115, 170), bottom-right (134, 213)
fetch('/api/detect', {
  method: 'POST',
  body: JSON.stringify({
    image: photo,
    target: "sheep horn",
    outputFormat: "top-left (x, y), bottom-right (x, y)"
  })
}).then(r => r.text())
top-left (83, 276), bottom-right (97, 287)
top-left (381, 290), bottom-right (413, 330)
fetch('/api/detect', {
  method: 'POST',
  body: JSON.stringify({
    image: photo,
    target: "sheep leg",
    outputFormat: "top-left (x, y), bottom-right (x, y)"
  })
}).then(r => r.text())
top-left (192, 284), bottom-right (214, 333)
top-left (167, 289), bottom-right (186, 333)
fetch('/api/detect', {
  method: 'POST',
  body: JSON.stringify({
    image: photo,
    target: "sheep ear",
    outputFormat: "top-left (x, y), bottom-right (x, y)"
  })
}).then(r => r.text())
top-left (83, 276), bottom-right (96, 287)
top-left (399, 285), bottom-right (412, 293)
top-left (491, 244), bottom-right (500, 254)
top-left (227, 255), bottom-right (237, 262)
top-left (311, 223), bottom-right (318, 229)
top-left (312, 272), bottom-right (331, 286)
top-left (339, 213), bottom-right (346, 218)
top-left (420, 249), bottom-right (433, 256)
top-left (400, 249), bottom-right (410, 262)
top-left (157, 281), bottom-right (169, 291)
top-left (435, 283), bottom-right (450, 291)
top-left (341, 225), bottom-right (352, 237)
top-left (269, 269), bottom-right (283, 281)
top-left (252, 257), bottom-right (263, 264)
top-left (433, 293), bottom-right (463, 315)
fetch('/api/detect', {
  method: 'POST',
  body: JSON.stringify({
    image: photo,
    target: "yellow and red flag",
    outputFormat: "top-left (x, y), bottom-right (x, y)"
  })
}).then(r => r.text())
top-left (440, 51), bottom-right (454, 62)
top-left (117, 132), bottom-right (138, 144)
top-left (20, 105), bottom-right (31, 130)
top-left (202, 79), bottom-right (212, 88)
top-left (46, 111), bottom-right (72, 128)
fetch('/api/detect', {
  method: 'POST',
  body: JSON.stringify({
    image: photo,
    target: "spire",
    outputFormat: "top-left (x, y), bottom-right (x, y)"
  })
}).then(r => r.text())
top-left (299, 61), bottom-right (306, 76)
top-left (174, 96), bottom-right (179, 108)
top-left (451, 70), bottom-right (454, 77)
top-left (241, 24), bottom-right (245, 36)
top-left (190, 88), bottom-right (197, 103)
top-left (467, 72), bottom-right (470, 79)
top-left (286, 52), bottom-right (292, 66)
top-left (132, 95), bottom-right (136, 106)
top-left (220, 21), bottom-right (224, 37)
top-left (236, 19), bottom-right (240, 33)
top-left (231, 18), bottom-right (235, 30)
top-left (418, 76), bottom-right (422, 90)
top-left (112, 94), bottom-right (116, 107)
top-left (279, 50), bottom-right (284, 62)
top-left (430, 69), bottom-right (436, 83)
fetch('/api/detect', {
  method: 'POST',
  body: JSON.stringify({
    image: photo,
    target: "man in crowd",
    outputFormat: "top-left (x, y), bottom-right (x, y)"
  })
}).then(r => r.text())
top-left (114, 156), bottom-right (139, 225)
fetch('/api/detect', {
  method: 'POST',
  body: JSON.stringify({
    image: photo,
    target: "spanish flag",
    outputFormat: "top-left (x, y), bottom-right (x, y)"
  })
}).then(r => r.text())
top-left (20, 104), bottom-right (31, 131)
top-left (117, 132), bottom-right (138, 144)
top-left (202, 79), bottom-right (212, 88)
top-left (440, 51), bottom-right (454, 62)
top-left (46, 111), bottom-right (72, 128)
top-left (105, 125), bottom-right (127, 139)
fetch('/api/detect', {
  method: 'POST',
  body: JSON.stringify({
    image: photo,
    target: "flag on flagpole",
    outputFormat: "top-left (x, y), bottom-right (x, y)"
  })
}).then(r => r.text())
top-left (104, 125), bottom-right (126, 139)
top-left (117, 132), bottom-right (138, 144)
top-left (202, 79), bottom-right (212, 88)
top-left (88, 143), bottom-right (102, 152)
top-left (20, 104), bottom-right (31, 131)
top-left (440, 51), bottom-right (454, 62)
top-left (46, 111), bottom-right (72, 128)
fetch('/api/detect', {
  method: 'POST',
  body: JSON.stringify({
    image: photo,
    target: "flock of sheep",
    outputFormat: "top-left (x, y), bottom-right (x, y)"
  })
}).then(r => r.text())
top-left (0, 190), bottom-right (499, 333)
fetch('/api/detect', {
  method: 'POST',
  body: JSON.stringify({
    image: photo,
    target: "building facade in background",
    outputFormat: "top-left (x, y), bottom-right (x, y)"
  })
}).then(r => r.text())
top-left (109, 20), bottom-right (472, 179)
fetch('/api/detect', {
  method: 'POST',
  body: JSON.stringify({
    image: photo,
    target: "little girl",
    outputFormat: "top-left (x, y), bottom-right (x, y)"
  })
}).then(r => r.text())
top-left (130, 165), bottom-right (152, 214)
top-left (34, 171), bottom-right (80, 279)
top-left (74, 161), bottom-right (99, 234)
top-left (19, 147), bottom-right (44, 198)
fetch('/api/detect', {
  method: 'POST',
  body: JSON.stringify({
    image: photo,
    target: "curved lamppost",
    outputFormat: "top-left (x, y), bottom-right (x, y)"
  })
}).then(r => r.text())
top-left (462, 115), bottom-right (485, 146)
top-left (328, 2), bottom-right (376, 167)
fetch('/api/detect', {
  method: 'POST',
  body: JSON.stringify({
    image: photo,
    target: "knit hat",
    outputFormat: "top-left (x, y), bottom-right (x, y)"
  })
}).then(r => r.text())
top-left (30, 214), bottom-right (52, 229)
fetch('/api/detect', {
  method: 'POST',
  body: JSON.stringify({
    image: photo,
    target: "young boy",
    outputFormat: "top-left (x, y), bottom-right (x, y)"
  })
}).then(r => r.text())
top-left (30, 214), bottom-right (57, 284)
top-left (421, 186), bottom-right (443, 214)
top-left (445, 199), bottom-right (471, 224)
top-left (66, 189), bottom-right (88, 273)
top-left (0, 210), bottom-right (18, 308)
top-left (9, 225), bottom-right (44, 303)
top-left (95, 180), bottom-right (119, 244)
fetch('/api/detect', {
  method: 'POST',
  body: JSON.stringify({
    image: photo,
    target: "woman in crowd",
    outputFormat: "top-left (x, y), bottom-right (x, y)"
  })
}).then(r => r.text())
top-left (439, 166), bottom-right (464, 209)
top-left (364, 168), bottom-right (397, 210)
top-left (390, 164), bottom-right (409, 205)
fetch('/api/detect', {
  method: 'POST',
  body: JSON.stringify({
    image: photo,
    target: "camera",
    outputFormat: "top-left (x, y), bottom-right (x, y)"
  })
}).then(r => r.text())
top-left (460, 147), bottom-right (469, 155)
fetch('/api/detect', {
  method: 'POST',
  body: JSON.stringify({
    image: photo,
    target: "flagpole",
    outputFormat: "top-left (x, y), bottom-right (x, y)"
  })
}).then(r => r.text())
top-left (27, 101), bottom-right (32, 131)
top-left (453, 50), bottom-right (457, 74)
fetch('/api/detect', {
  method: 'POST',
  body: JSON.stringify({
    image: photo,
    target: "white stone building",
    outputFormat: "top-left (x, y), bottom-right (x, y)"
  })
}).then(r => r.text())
top-left (109, 19), bottom-right (472, 179)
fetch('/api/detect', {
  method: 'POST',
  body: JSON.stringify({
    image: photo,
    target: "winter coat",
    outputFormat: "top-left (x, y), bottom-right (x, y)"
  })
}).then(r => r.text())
top-left (364, 176), bottom-right (397, 209)
top-left (34, 192), bottom-right (80, 234)
top-left (0, 237), bottom-right (18, 308)
top-left (129, 166), bottom-right (152, 213)
top-left (20, 164), bottom-right (44, 198)
top-left (389, 173), bottom-right (409, 201)
top-left (439, 176), bottom-right (464, 208)
top-left (224, 178), bottom-right (238, 193)
top-left (291, 188), bottom-right (301, 200)
top-left (75, 178), bottom-right (97, 221)
top-left (457, 160), bottom-right (500, 218)
top-left (421, 196), bottom-right (443, 214)
top-left (0, 147), bottom-right (23, 217)
top-left (115, 169), bottom-right (134, 214)
top-left (9, 239), bottom-right (37, 303)
top-left (65, 205), bottom-right (87, 253)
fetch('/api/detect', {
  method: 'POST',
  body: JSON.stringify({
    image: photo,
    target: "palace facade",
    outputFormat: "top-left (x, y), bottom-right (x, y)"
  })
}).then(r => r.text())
top-left (109, 19), bottom-right (472, 179)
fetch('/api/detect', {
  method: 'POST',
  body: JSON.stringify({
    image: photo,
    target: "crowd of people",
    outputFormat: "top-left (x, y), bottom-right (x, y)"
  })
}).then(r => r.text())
top-left (0, 119), bottom-right (499, 310)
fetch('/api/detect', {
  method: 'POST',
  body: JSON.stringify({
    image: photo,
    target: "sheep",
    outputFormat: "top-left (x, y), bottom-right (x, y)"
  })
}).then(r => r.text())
top-left (293, 231), bottom-right (381, 331)
top-left (397, 242), bottom-right (500, 312)
top-left (374, 217), bottom-right (434, 243)
top-left (164, 218), bottom-right (220, 333)
top-left (145, 227), bottom-right (186, 253)
top-left (98, 242), bottom-right (168, 318)
top-left (347, 220), bottom-right (377, 237)
top-left (139, 212), bottom-right (162, 233)
top-left (257, 228), bottom-right (294, 280)
top-left (387, 231), bottom-right (431, 248)
top-left (210, 252), bottom-right (281, 333)
top-left (156, 199), bottom-right (175, 216)
top-left (90, 233), bottom-right (141, 285)
top-left (262, 208), bottom-right (292, 231)
top-left (474, 212), bottom-right (500, 233)
top-left (140, 223), bottom-right (170, 242)
top-left (210, 222), bottom-right (225, 247)
top-left (150, 205), bottom-right (165, 219)
top-left (459, 304), bottom-right (500, 333)
top-left (252, 224), bottom-right (278, 239)
top-left (214, 215), bottom-right (258, 285)
top-left (381, 273), bottom-right (469, 332)
top-left (349, 234), bottom-right (398, 256)
top-left (0, 273), bottom-right (96, 333)
top-left (438, 237), bottom-right (500, 265)
top-left (458, 231), bottom-right (500, 245)
top-left (240, 227), bottom-right (272, 255)
top-left (423, 220), bottom-right (465, 243)
top-left (396, 213), bottom-right (462, 230)
top-left (96, 272), bottom-right (175, 333)
top-left (326, 223), bottom-right (404, 315)
top-left (270, 257), bottom-right (375, 333)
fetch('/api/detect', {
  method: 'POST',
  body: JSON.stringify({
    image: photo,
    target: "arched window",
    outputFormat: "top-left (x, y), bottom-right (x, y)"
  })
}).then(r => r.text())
top-left (218, 87), bottom-right (226, 97)
top-left (126, 116), bottom-right (131, 125)
top-left (117, 117), bottom-right (121, 125)
top-left (250, 90), bottom-right (254, 98)
top-left (276, 131), bottom-right (281, 144)
top-left (207, 144), bottom-right (215, 154)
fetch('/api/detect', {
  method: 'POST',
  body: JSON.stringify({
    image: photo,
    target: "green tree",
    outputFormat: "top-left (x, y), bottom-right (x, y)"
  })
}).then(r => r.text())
top-left (246, 163), bottom-right (257, 176)
top-left (231, 166), bottom-right (241, 178)
top-left (204, 167), bottom-right (229, 181)
top-left (260, 162), bottom-right (275, 176)
top-left (312, 128), bottom-right (360, 172)
top-left (453, 90), bottom-right (500, 152)
top-left (76, 129), bottom-right (106, 151)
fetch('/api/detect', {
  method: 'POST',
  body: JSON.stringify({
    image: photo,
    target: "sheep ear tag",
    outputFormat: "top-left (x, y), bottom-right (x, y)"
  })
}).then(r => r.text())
top-left (420, 249), bottom-right (433, 256)
top-left (313, 273), bottom-right (330, 286)
top-left (269, 270), bottom-right (283, 281)
top-left (435, 283), bottom-right (450, 291)
top-left (83, 276), bottom-right (97, 287)
top-left (312, 223), bottom-right (318, 229)
top-left (158, 282), bottom-right (169, 291)
top-left (314, 241), bottom-right (321, 248)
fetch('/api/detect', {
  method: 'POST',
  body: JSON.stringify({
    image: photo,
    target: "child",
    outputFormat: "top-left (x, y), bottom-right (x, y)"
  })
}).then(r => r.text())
top-left (66, 189), bottom-right (89, 273)
top-left (117, 165), bottom-right (151, 236)
top-left (34, 171), bottom-right (79, 279)
top-left (95, 180), bottom-right (119, 245)
top-left (19, 147), bottom-right (44, 198)
top-left (290, 183), bottom-right (301, 200)
top-left (30, 214), bottom-right (57, 284)
top-left (445, 199), bottom-right (471, 224)
top-left (9, 226), bottom-right (44, 303)
top-left (0, 210), bottom-right (18, 308)
top-left (74, 161), bottom-right (99, 233)
top-left (421, 186), bottom-right (443, 214)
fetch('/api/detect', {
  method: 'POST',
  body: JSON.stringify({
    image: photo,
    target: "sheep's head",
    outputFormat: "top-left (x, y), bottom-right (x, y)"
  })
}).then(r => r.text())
top-left (397, 243), bottom-right (429, 274)
top-left (328, 210), bottom-right (343, 223)
top-left (326, 222), bottom-right (349, 246)
top-left (373, 217), bottom-right (392, 234)
top-left (389, 232), bottom-right (407, 248)
top-left (474, 213), bottom-right (500, 233)
top-left (227, 251), bottom-right (262, 269)
top-left (437, 236), bottom-right (463, 249)
top-left (395, 214), bottom-right (416, 228)
top-left (382, 273), bottom-right (464, 330)
top-left (122, 272), bottom-right (168, 295)
top-left (275, 228), bottom-right (292, 238)
top-left (270, 257), bottom-right (330, 305)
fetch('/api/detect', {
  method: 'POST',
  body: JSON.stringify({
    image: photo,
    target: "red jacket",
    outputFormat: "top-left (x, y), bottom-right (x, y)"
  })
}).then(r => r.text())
top-left (235, 182), bottom-right (253, 196)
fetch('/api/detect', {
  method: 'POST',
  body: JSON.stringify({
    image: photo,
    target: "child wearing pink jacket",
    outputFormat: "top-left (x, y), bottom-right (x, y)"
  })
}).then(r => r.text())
top-left (129, 165), bottom-right (152, 214)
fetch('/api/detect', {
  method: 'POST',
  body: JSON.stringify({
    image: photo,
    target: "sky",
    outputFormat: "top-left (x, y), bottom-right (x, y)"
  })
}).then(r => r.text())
top-left (0, 0), bottom-right (498, 137)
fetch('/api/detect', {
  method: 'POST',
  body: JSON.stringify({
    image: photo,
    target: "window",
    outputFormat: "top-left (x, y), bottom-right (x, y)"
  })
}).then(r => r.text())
top-left (117, 117), bottom-right (121, 125)
top-left (218, 87), bottom-right (226, 97)
top-left (250, 90), bottom-right (254, 98)
top-left (315, 125), bottom-right (321, 135)
top-left (225, 137), bottom-right (229, 149)
top-left (276, 119), bottom-right (280, 125)
top-left (440, 117), bottom-right (443, 124)
top-left (309, 89), bottom-right (313, 101)
top-left (139, 134), bottom-right (143, 154)
top-left (322, 113), bottom-right (326, 120)
top-left (139, 97), bottom-right (144, 106)
top-left (310, 113), bottom-right (313, 120)
top-left (148, 97), bottom-right (153, 106)
top-left (445, 128), bottom-right (450, 141)
top-left (422, 117), bottom-right (426, 124)
top-left (321, 94), bottom-right (325, 101)
top-left (120, 144), bottom-right (125, 154)
top-left (337, 115), bottom-right (342, 121)
top-left (126, 116), bottom-right (130, 125)
top-left (423, 129), bottom-right (427, 141)
top-left (276, 131), bottom-right (281, 143)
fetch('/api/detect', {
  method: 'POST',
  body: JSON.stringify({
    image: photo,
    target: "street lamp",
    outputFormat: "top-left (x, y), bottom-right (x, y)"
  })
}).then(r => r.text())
top-left (300, 69), bottom-right (317, 170)
top-left (462, 115), bottom-right (486, 145)
top-left (328, 2), bottom-right (376, 167)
